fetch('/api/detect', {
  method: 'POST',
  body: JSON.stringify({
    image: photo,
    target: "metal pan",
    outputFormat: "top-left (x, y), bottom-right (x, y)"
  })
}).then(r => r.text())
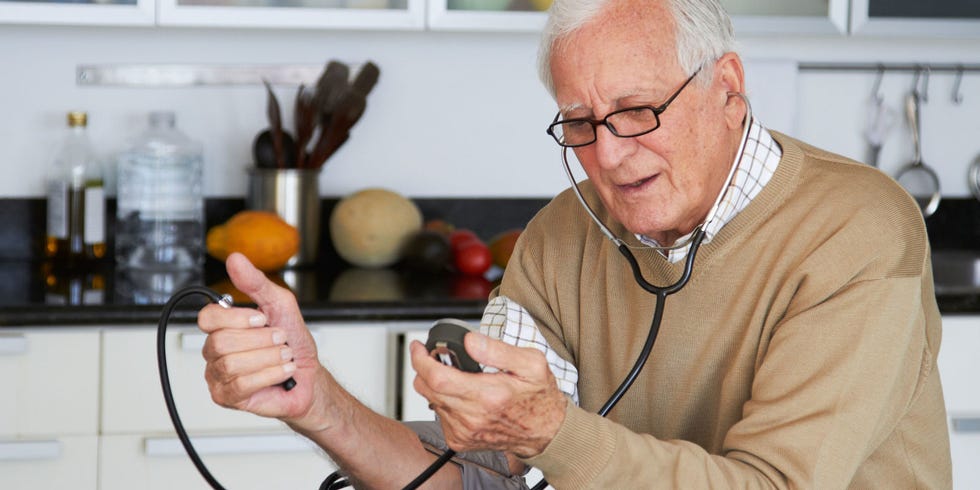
top-left (969, 155), bottom-right (980, 201)
top-left (895, 89), bottom-right (941, 217)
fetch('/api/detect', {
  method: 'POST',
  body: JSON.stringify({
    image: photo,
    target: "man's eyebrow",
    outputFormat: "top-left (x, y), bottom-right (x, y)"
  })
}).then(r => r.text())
top-left (557, 90), bottom-right (651, 116)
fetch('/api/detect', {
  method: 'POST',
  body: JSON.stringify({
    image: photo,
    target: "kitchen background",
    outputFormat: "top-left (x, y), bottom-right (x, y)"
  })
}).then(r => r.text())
top-left (1, 2), bottom-right (979, 202)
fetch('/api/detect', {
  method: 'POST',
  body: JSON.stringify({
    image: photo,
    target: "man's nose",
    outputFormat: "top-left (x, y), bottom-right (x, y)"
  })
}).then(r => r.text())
top-left (593, 124), bottom-right (632, 170)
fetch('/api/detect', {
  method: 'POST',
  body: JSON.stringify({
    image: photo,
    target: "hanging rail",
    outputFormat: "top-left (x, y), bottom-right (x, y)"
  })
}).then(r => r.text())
top-left (798, 62), bottom-right (980, 73)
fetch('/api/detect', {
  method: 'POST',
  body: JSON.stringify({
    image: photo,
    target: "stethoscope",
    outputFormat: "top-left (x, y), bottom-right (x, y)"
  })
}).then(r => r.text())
top-left (158, 92), bottom-right (753, 490)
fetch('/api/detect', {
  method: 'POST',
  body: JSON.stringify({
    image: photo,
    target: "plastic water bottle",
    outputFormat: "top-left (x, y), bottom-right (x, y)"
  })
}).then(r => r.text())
top-left (116, 111), bottom-right (204, 270)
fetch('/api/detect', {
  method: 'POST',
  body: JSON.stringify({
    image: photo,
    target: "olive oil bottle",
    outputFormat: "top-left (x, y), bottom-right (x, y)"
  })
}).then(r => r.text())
top-left (45, 111), bottom-right (106, 262)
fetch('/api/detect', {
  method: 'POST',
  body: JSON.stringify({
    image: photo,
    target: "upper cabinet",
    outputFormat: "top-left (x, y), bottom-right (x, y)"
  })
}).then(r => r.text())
top-left (850, 0), bottom-right (980, 37)
top-left (157, 0), bottom-right (425, 30)
top-left (427, 0), bottom-right (849, 34)
top-left (5, 0), bottom-right (977, 37)
top-left (0, 0), bottom-right (424, 29)
top-left (0, 0), bottom-right (155, 25)
top-left (724, 0), bottom-right (849, 35)
top-left (427, 0), bottom-right (548, 31)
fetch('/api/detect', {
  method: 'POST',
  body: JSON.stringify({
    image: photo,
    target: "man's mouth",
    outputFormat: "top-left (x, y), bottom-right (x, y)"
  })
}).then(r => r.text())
top-left (619, 175), bottom-right (656, 190)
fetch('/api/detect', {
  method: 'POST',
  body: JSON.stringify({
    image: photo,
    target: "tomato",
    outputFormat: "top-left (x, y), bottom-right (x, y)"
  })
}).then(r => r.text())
top-left (453, 240), bottom-right (492, 277)
top-left (449, 229), bottom-right (480, 250)
top-left (451, 274), bottom-right (493, 299)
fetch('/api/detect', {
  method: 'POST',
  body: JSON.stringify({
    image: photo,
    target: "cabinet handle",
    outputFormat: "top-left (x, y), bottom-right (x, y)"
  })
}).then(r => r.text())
top-left (952, 417), bottom-right (980, 433)
top-left (0, 440), bottom-right (62, 461)
top-left (144, 434), bottom-right (315, 457)
top-left (0, 334), bottom-right (28, 355)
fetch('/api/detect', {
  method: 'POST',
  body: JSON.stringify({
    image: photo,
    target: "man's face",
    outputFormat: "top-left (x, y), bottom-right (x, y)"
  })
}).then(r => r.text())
top-left (549, 1), bottom-right (738, 245)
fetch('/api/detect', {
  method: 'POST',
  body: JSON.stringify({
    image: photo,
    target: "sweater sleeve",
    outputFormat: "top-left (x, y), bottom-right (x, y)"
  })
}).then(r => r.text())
top-left (522, 274), bottom-right (938, 489)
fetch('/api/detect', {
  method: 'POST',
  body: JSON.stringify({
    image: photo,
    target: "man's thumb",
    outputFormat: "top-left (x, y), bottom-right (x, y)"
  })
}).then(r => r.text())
top-left (226, 252), bottom-right (287, 306)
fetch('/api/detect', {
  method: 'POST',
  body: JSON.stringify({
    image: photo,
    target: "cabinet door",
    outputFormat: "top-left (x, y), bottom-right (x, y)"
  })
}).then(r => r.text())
top-left (102, 323), bottom-right (390, 434)
top-left (0, 436), bottom-right (99, 490)
top-left (0, 329), bottom-right (100, 437)
top-left (156, 0), bottom-right (425, 29)
top-left (102, 326), bottom-right (284, 434)
top-left (939, 316), bottom-right (980, 490)
top-left (850, 0), bottom-right (980, 37)
top-left (724, 0), bottom-right (848, 35)
top-left (0, 0), bottom-right (154, 26)
top-left (427, 0), bottom-right (848, 34)
top-left (309, 323), bottom-right (391, 416)
top-left (99, 433), bottom-right (335, 490)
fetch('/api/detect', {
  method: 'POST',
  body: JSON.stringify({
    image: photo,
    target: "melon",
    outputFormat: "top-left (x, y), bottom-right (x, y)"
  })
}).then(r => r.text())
top-left (329, 188), bottom-right (422, 268)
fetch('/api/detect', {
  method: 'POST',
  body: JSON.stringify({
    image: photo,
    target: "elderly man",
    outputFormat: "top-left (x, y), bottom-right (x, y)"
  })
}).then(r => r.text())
top-left (198, 0), bottom-right (952, 488)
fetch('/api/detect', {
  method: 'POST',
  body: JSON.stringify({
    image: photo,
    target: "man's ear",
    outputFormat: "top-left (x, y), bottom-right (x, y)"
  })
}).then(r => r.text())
top-left (712, 53), bottom-right (747, 130)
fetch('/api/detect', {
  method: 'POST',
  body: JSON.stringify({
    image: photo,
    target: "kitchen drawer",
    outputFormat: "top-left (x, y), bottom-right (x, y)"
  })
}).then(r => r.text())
top-left (938, 316), bottom-right (980, 413)
top-left (0, 435), bottom-right (98, 490)
top-left (102, 323), bottom-right (390, 434)
top-left (98, 433), bottom-right (334, 490)
top-left (0, 329), bottom-right (100, 436)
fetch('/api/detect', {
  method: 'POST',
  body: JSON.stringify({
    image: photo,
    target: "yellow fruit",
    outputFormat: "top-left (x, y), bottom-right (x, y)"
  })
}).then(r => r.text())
top-left (206, 210), bottom-right (300, 272)
top-left (329, 188), bottom-right (422, 268)
top-left (529, 0), bottom-right (552, 11)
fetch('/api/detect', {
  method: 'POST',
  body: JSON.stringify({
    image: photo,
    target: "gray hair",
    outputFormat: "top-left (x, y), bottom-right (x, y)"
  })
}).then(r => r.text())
top-left (537, 0), bottom-right (736, 97)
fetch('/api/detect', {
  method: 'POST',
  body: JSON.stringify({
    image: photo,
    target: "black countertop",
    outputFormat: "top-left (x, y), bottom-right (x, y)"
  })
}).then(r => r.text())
top-left (3, 197), bottom-right (980, 326)
top-left (0, 197), bottom-right (549, 327)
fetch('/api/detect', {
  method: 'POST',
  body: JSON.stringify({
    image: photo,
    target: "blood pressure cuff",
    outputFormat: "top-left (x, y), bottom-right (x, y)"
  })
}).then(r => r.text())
top-left (404, 421), bottom-right (530, 490)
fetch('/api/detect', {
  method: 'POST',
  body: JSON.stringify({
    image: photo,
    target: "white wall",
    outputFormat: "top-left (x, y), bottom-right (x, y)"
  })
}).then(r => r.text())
top-left (1, 24), bottom-right (979, 199)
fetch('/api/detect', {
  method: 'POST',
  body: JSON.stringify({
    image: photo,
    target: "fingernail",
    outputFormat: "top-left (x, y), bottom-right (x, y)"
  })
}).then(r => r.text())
top-left (272, 330), bottom-right (286, 344)
top-left (249, 314), bottom-right (267, 327)
top-left (283, 362), bottom-right (296, 374)
top-left (280, 346), bottom-right (293, 361)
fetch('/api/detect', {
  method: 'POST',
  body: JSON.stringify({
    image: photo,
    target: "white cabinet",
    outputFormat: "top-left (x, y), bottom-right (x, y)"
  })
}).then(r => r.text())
top-left (157, 0), bottom-right (426, 30)
top-left (99, 433), bottom-right (334, 490)
top-left (849, 0), bottom-right (980, 37)
top-left (0, 328), bottom-right (101, 490)
top-left (3, 0), bottom-right (850, 33)
top-left (939, 316), bottom-right (980, 490)
top-left (427, 0), bottom-right (849, 34)
top-left (98, 322), bottom-right (390, 490)
top-left (0, 0), bottom-right (423, 28)
top-left (0, 0), bottom-right (154, 25)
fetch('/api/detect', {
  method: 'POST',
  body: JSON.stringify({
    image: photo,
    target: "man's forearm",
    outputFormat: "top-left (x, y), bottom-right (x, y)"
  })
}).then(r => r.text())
top-left (288, 366), bottom-right (461, 489)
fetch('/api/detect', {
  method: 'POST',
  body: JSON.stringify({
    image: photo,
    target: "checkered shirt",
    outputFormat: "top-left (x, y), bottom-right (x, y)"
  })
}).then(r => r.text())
top-left (638, 117), bottom-right (781, 263)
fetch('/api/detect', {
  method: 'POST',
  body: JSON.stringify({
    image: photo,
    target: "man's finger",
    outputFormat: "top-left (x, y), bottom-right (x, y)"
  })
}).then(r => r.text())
top-left (197, 303), bottom-right (268, 333)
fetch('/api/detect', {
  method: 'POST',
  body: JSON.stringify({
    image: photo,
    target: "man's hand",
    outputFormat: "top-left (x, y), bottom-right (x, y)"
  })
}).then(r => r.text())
top-left (197, 252), bottom-right (325, 430)
top-left (410, 331), bottom-right (567, 458)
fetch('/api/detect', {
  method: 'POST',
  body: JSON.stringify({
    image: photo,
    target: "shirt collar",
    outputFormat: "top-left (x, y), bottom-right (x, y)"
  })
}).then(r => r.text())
top-left (636, 117), bottom-right (782, 263)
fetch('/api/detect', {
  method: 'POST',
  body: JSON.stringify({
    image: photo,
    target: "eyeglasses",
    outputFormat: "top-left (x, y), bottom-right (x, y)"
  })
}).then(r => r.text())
top-left (546, 69), bottom-right (700, 148)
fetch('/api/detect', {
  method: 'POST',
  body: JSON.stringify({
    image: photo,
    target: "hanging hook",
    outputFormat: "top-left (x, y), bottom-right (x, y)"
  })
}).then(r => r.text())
top-left (871, 64), bottom-right (885, 104)
top-left (920, 65), bottom-right (931, 103)
top-left (911, 67), bottom-right (922, 99)
top-left (953, 65), bottom-right (965, 104)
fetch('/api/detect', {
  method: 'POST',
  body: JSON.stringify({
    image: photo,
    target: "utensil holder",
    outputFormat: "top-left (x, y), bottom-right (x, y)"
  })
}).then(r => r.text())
top-left (246, 168), bottom-right (321, 268)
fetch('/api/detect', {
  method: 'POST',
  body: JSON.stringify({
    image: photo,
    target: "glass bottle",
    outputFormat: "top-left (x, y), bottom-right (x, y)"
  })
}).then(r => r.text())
top-left (116, 111), bottom-right (205, 270)
top-left (45, 111), bottom-right (106, 262)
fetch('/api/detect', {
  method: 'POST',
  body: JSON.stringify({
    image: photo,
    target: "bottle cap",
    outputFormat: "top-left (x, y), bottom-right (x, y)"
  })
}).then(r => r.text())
top-left (67, 111), bottom-right (88, 127)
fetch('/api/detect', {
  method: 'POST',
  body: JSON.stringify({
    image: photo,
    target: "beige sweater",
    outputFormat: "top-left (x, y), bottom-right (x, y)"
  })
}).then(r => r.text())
top-left (501, 133), bottom-right (952, 489)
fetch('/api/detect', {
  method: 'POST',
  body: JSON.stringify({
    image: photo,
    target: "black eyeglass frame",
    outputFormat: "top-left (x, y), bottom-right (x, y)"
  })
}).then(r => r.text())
top-left (546, 69), bottom-right (701, 148)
